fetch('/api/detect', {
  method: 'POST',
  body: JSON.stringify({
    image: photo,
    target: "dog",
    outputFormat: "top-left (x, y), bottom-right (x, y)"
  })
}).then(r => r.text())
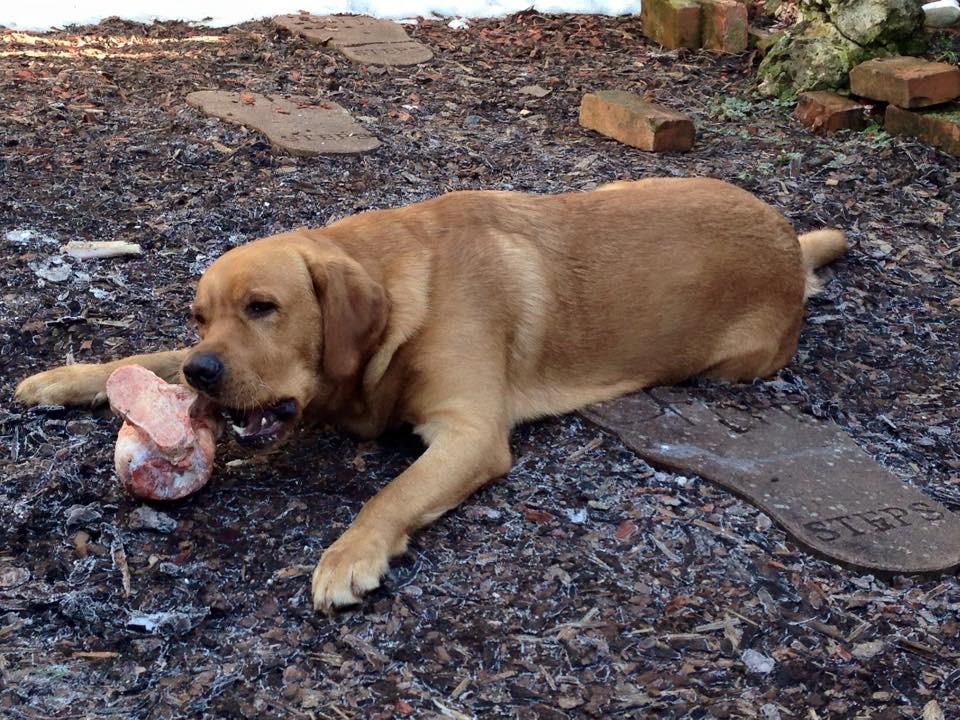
top-left (16, 177), bottom-right (846, 611)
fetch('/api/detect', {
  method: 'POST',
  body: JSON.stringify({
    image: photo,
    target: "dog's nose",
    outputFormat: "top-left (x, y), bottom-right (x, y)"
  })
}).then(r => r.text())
top-left (183, 352), bottom-right (224, 392)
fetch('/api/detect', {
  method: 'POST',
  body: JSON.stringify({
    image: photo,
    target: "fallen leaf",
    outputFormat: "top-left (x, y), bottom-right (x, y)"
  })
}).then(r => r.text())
top-left (614, 520), bottom-right (638, 540)
top-left (239, 92), bottom-right (256, 105)
top-left (524, 508), bottom-right (553, 523)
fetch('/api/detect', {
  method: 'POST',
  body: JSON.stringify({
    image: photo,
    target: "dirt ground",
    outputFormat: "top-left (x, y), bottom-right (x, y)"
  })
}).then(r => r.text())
top-left (1, 14), bottom-right (959, 720)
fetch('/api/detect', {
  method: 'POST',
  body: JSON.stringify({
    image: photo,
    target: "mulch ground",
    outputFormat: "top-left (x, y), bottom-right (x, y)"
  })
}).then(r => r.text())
top-left (1, 14), bottom-right (959, 720)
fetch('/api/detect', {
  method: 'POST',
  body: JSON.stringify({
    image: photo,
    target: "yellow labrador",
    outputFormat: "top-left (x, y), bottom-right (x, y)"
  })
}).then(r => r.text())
top-left (16, 178), bottom-right (846, 610)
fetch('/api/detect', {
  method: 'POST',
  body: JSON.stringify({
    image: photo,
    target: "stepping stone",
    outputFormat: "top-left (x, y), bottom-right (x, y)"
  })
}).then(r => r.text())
top-left (580, 391), bottom-right (960, 573)
top-left (579, 91), bottom-right (695, 152)
top-left (849, 56), bottom-right (960, 109)
top-left (885, 103), bottom-right (960, 156)
top-left (794, 91), bottom-right (866, 135)
top-left (185, 91), bottom-right (380, 156)
top-left (274, 14), bottom-right (433, 67)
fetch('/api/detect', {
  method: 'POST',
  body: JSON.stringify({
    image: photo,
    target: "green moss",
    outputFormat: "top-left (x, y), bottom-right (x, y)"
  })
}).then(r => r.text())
top-left (927, 107), bottom-right (960, 124)
top-left (757, 17), bottom-right (868, 97)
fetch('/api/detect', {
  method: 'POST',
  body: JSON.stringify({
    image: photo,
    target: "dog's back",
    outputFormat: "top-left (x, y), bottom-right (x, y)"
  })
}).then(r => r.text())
top-left (322, 178), bottom-right (830, 424)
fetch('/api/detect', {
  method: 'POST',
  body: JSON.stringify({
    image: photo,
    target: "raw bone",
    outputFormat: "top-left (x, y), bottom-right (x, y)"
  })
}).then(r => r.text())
top-left (107, 365), bottom-right (218, 500)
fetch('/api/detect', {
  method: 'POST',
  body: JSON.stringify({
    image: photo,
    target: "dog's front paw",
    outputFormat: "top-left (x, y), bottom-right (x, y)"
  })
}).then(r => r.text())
top-left (16, 365), bottom-right (110, 407)
top-left (311, 528), bottom-right (399, 612)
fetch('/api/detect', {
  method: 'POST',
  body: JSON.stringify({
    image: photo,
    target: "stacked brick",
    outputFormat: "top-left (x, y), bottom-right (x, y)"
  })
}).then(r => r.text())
top-left (791, 57), bottom-right (960, 155)
top-left (852, 57), bottom-right (960, 156)
top-left (641, 0), bottom-right (748, 54)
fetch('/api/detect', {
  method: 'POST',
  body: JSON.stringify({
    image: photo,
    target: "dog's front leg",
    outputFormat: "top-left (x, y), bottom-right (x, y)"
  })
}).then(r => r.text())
top-left (16, 349), bottom-right (189, 407)
top-left (311, 412), bottom-right (512, 611)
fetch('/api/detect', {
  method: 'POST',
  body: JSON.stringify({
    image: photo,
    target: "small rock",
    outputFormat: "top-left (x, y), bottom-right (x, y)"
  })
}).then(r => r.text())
top-left (463, 114), bottom-right (482, 126)
top-left (0, 566), bottom-right (30, 589)
top-left (157, 562), bottom-right (183, 576)
top-left (127, 506), bottom-right (178, 534)
top-left (126, 609), bottom-right (208, 635)
top-left (852, 640), bottom-right (885, 659)
top-left (282, 664), bottom-right (306, 685)
top-left (65, 504), bottom-right (103, 527)
top-left (401, 584), bottom-right (423, 597)
top-left (923, 700), bottom-right (945, 720)
top-left (923, 0), bottom-right (960, 26)
top-left (741, 648), bottom-right (775, 674)
top-left (66, 419), bottom-right (96, 436)
top-left (519, 85), bottom-right (551, 98)
top-left (760, 704), bottom-right (782, 720)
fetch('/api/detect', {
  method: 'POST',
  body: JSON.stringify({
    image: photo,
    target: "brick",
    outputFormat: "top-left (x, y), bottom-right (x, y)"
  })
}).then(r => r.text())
top-left (849, 56), bottom-right (960, 109)
top-left (701, 0), bottom-right (748, 54)
top-left (794, 91), bottom-right (866, 134)
top-left (641, 0), bottom-right (703, 50)
top-left (579, 91), bottom-right (695, 152)
top-left (885, 104), bottom-right (960, 156)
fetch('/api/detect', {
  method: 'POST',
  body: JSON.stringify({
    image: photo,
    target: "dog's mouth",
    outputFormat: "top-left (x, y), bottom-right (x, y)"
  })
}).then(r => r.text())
top-left (223, 399), bottom-right (299, 448)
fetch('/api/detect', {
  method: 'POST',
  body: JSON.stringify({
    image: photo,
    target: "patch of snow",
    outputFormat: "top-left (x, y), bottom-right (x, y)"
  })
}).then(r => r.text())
top-left (6, 228), bottom-right (58, 246)
top-left (29, 257), bottom-right (73, 283)
top-left (3, 0), bottom-right (640, 32)
top-left (563, 507), bottom-right (589, 524)
top-left (741, 648), bottom-right (775, 674)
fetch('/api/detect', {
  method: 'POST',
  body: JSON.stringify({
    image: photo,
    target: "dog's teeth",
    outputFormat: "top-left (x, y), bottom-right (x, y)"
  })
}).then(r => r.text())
top-left (260, 416), bottom-right (268, 428)
top-left (232, 424), bottom-right (246, 436)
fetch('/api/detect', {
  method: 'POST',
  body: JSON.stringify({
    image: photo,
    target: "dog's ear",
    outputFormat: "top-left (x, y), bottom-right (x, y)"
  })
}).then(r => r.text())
top-left (307, 254), bottom-right (389, 380)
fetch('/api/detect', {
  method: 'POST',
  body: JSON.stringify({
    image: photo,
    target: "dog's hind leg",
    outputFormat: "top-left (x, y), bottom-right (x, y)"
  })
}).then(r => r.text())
top-left (700, 311), bottom-right (801, 382)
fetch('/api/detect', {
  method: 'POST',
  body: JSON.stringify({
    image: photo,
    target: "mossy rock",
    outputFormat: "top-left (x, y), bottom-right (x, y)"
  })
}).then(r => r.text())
top-left (757, 0), bottom-right (927, 97)
top-left (756, 17), bottom-right (872, 97)
top-left (827, 0), bottom-right (923, 47)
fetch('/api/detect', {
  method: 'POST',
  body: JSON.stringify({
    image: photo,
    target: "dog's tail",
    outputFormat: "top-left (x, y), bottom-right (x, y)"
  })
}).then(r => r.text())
top-left (799, 229), bottom-right (847, 300)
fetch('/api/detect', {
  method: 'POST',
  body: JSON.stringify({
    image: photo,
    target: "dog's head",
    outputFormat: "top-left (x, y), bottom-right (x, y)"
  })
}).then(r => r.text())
top-left (184, 231), bottom-right (388, 449)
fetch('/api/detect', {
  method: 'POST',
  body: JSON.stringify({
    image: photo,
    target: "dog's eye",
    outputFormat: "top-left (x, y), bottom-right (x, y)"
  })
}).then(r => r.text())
top-left (246, 300), bottom-right (278, 318)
